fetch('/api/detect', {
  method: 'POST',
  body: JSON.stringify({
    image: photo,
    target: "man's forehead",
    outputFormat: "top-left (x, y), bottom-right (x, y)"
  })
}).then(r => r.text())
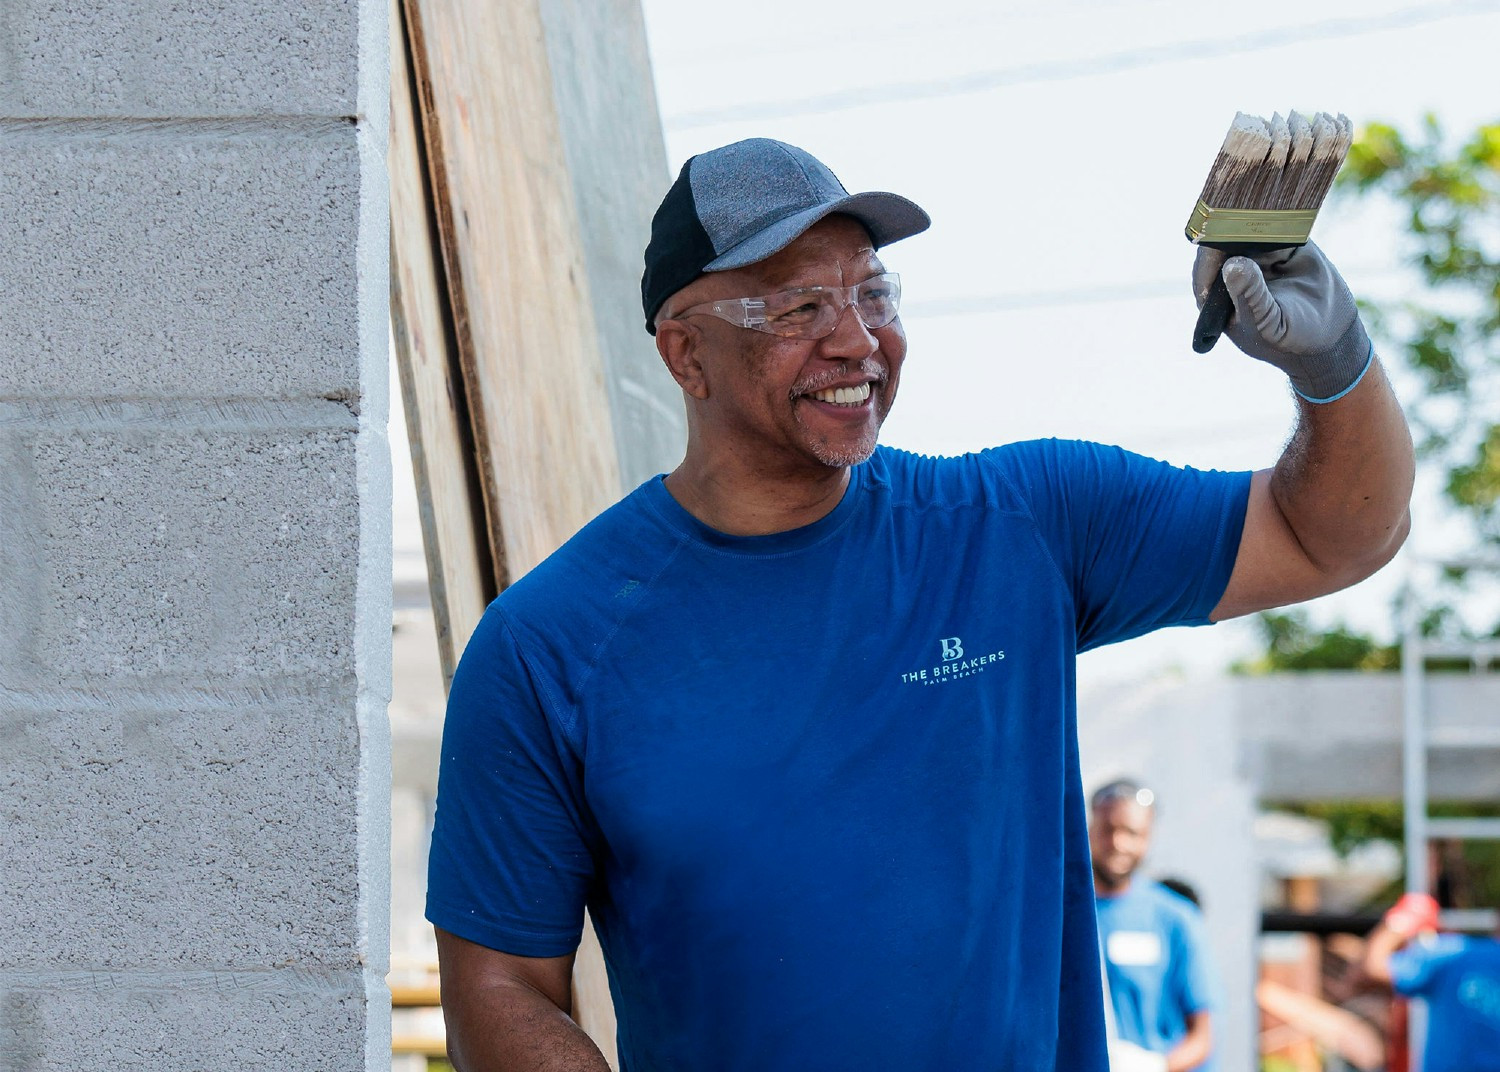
top-left (1094, 800), bottom-right (1153, 827)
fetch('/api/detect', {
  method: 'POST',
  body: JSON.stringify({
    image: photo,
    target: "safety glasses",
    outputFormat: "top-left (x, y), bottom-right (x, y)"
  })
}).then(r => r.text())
top-left (673, 272), bottom-right (901, 340)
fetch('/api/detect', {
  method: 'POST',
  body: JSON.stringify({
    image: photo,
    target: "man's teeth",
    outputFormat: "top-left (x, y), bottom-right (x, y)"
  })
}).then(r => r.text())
top-left (809, 383), bottom-right (872, 405)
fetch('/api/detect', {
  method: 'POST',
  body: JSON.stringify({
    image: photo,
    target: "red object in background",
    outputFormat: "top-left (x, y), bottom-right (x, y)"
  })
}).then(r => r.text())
top-left (1386, 892), bottom-right (1441, 938)
top-left (1387, 996), bottom-right (1410, 1072)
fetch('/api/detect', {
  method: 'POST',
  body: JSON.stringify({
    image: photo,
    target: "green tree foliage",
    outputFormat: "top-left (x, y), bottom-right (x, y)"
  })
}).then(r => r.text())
top-left (1340, 117), bottom-right (1500, 537)
top-left (1233, 610), bottom-right (1399, 673)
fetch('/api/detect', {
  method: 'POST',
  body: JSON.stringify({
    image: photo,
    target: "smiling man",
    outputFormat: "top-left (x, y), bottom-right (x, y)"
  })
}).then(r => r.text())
top-left (425, 138), bottom-right (1414, 1071)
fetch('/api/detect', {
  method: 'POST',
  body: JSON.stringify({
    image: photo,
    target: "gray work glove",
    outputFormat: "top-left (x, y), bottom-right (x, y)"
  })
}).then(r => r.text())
top-left (1192, 239), bottom-right (1373, 403)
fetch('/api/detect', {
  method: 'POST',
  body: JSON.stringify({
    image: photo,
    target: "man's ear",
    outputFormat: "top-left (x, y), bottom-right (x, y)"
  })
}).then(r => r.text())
top-left (656, 320), bottom-right (710, 400)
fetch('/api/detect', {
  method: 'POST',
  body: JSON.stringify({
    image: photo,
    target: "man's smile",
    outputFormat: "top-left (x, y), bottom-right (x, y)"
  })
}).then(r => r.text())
top-left (806, 383), bottom-right (872, 406)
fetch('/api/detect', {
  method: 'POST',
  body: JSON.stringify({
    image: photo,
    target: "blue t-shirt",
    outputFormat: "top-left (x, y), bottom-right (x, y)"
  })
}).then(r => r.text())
top-left (1392, 934), bottom-right (1500, 1072)
top-left (427, 441), bottom-right (1250, 1071)
top-left (1096, 882), bottom-right (1220, 1070)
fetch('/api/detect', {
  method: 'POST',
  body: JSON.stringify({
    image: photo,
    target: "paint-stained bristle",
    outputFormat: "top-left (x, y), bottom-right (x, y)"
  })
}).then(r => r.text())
top-left (1198, 111), bottom-right (1272, 209)
top-left (1249, 112), bottom-right (1292, 206)
top-left (1268, 112), bottom-right (1292, 164)
top-left (1270, 110), bottom-right (1314, 209)
top-left (1188, 107), bottom-right (1354, 245)
top-left (1291, 111), bottom-right (1351, 209)
top-left (1286, 111), bottom-right (1314, 167)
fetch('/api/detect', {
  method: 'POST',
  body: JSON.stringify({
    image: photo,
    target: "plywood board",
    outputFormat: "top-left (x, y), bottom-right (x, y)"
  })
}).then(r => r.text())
top-left (404, 0), bottom-right (622, 587)
top-left (388, 0), bottom-right (493, 684)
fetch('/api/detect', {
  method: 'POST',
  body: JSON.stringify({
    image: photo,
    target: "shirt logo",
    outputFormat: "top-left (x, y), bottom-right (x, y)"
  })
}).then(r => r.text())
top-left (900, 635), bottom-right (1005, 686)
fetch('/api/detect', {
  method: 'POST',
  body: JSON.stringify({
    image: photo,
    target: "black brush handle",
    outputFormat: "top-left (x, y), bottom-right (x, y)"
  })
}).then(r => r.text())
top-left (1192, 272), bottom-right (1234, 353)
top-left (1190, 241), bottom-right (1296, 354)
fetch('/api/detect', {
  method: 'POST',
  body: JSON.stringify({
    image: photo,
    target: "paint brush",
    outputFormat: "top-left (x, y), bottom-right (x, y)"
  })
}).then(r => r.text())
top-left (1186, 110), bottom-right (1353, 353)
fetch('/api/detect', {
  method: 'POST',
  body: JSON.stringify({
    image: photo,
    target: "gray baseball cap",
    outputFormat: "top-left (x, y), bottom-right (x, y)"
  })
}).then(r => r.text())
top-left (641, 138), bottom-right (931, 334)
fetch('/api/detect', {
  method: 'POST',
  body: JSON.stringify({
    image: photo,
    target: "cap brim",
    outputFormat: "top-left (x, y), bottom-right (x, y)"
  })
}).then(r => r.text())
top-left (703, 192), bottom-right (931, 273)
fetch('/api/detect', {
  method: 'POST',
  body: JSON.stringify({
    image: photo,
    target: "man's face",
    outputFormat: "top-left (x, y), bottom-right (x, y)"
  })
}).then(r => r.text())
top-left (670, 215), bottom-right (906, 474)
top-left (1089, 800), bottom-right (1153, 888)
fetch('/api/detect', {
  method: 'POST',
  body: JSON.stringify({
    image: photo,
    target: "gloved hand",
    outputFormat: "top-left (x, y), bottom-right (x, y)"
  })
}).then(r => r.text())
top-left (1108, 1039), bottom-right (1169, 1072)
top-left (1192, 240), bottom-right (1373, 403)
top-left (1384, 891), bottom-right (1441, 939)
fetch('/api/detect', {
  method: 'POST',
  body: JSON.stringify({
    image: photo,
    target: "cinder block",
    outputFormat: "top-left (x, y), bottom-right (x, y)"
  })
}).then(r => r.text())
top-left (0, 426), bottom-right (360, 687)
top-left (0, 1), bottom-right (358, 118)
top-left (0, 702), bottom-right (362, 970)
top-left (0, 123), bottom-right (361, 401)
top-left (0, 984), bottom-right (368, 1071)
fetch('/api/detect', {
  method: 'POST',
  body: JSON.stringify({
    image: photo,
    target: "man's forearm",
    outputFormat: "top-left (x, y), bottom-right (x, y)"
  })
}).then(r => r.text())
top-left (1362, 921), bottom-right (1408, 985)
top-left (446, 981), bottom-right (611, 1072)
top-left (1165, 1011), bottom-right (1213, 1072)
top-left (1269, 356), bottom-right (1414, 583)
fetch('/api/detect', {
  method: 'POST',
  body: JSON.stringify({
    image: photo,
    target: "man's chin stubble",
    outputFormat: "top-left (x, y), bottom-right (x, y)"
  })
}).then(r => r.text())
top-left (799, 404), bottom-right (886, 469)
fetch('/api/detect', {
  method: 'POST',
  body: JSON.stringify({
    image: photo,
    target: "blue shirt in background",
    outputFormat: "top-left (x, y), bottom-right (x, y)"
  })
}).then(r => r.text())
top-left (427, 442), bottom-right (1249, 1071)
top-left (1097, 881), bottom-right (1220, 1071)
top-left (1392, 933), bottom-right (1500, 1072)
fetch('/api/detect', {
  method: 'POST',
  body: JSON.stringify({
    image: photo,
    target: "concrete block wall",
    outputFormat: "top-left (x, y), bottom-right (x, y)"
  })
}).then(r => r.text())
top-left (0, 3), bottom-right (390, 1068)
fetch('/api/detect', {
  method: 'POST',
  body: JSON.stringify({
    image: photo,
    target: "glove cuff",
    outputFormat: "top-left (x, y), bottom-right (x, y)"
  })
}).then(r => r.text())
top-left (1290, 319), bottom-right (1373, 404)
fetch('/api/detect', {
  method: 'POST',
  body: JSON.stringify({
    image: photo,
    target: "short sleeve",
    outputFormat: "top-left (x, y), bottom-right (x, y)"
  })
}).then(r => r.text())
top-left (425, 605), bottom-right (596, 958)
top-left (1174, 906), bottom-right (1220, 1015)
top-left (982, 440), bottom-right (1251, 651)
top-left (1390, 935), bottom-right (1467, 996)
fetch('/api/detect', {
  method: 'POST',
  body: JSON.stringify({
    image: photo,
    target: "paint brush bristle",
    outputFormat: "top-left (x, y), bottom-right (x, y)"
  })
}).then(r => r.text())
top-left (1197, 109), bottom-right (1351, 214)
top-left (1291, 112), bottom-right (1352, 211)
top-left (1185, 108), bottom-right (1355, 353)
top-left (1197, 112), bottom-right (1273, 210)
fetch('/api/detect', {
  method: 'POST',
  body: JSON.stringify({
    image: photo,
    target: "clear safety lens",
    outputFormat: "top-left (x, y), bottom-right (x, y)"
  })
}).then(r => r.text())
top-left (685, 273), bottom-right (902, 340)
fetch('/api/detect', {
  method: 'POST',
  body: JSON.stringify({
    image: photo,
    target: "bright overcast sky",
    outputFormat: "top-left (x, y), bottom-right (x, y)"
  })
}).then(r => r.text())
top-left (392, 0), bottom-right (1500, 686)
top-left (635, 0), bottom-right (1500, 683)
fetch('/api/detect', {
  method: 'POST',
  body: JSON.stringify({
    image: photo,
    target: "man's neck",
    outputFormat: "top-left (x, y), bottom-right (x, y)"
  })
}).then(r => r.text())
top-left (664, 455), bottom-right (854, 536)
top-left (1094, 874), bottom-right (1133, 899)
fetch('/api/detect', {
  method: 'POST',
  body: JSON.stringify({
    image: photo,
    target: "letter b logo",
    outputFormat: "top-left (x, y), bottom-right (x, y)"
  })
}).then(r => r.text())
top-left (939, 637), bottom-right (964, 661)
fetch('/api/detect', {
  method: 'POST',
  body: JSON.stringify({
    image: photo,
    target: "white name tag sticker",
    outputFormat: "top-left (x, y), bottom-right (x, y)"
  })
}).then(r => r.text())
top-left (1108, 931), bottom-right (1163, 967)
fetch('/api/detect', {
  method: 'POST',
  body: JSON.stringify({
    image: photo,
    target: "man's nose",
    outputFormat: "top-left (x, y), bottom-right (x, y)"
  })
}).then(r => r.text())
top-left (818, 301), bottom-right (879, 359)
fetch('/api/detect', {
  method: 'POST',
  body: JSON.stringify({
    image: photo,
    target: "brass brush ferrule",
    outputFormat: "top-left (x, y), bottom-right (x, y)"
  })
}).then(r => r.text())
top-left (1185, 201), bottom-right (1319, 246)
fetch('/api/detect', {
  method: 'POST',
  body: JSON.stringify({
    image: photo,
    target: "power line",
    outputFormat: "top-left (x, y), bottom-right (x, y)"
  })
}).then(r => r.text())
top-left (904, 280), bottom-right (1181, 317)
top-left (902, 264), bottom-right (1408, 318)
top-left (665, 0), bottom-right (1500, 131)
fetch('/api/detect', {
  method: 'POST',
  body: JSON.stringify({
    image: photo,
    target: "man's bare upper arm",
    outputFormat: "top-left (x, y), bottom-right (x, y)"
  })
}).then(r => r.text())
top-left (1209, 469), bottom-right (1408, 622)
top-left (1210, 470), bottom-right (1323, 622)
top-left (1212, 363), bottom-right (1414, 623)
top-left (435, 928), bottom-right (611, 1071)
top-left (436, 927), bottom-right (576, 1016)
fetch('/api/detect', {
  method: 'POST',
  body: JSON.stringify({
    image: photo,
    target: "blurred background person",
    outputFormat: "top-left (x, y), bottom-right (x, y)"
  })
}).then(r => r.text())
top-left (1091, 780), bottom-right (1219, 1072)
top-left (1364, 891), bottom-right (1500, 1072)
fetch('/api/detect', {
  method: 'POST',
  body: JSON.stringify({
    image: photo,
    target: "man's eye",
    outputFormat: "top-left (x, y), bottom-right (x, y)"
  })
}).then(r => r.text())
top-left (768, 301), bottom-right (822, 323)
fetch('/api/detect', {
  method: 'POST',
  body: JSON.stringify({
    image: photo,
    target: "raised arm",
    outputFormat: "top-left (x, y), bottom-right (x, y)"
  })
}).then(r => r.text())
top-left (1192, 242), bottom-right (1415, 621)
top-left (1361, 892), bottom-right (1441, 987)
top-left (436, 928), bottom-right (611, 1072)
